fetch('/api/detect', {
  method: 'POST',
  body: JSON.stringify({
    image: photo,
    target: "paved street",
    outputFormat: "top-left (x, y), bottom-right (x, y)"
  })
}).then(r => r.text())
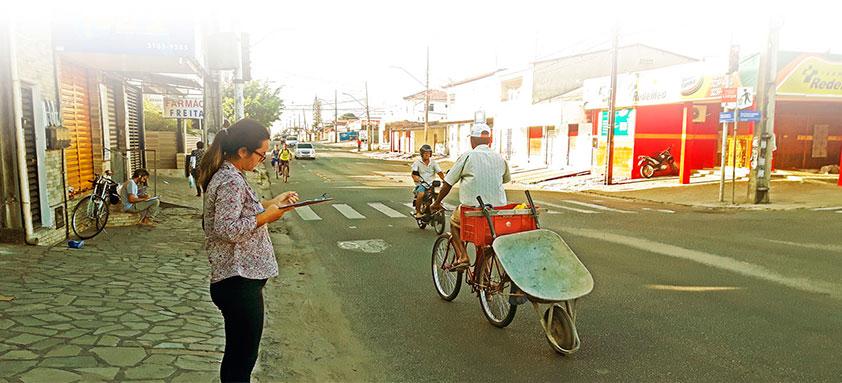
top-left (261, 143), bottom-right (842, 382)
top-left (1, 143), bottom-right (840, 382)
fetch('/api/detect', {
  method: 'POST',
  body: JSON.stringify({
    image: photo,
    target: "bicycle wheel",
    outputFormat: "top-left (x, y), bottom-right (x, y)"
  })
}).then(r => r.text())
top-left (431, 210), bottom-right (446, 235)
top-left (71, 195), bottom-right (110, 239)
top-left (431, 233), bottom-right (462, 301)
top-left (478, 250), bottom-right (517, 328)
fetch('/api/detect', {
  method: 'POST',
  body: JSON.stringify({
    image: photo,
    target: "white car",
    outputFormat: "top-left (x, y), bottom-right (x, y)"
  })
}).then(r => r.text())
top-left (285, 136), bottom-right (299, 148)
top-left (294, 143), bottom-right (316, 159)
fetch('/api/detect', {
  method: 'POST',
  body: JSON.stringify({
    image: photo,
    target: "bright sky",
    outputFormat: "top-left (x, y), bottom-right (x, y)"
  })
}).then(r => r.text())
top-left (8, 0), bottom-right (842, 131)
top-left (238, 0), bottom-right (842, 129)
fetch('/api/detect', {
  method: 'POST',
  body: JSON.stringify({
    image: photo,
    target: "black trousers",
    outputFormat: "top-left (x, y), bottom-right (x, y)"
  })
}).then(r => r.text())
top-left (210, 276), bottom-right (267, 383)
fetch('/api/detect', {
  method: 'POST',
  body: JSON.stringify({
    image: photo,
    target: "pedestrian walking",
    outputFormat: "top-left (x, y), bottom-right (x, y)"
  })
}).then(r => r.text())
top-left (189, 141), bottom-right (205, 196)
top-left (198, 118), bottom-right (299, 382)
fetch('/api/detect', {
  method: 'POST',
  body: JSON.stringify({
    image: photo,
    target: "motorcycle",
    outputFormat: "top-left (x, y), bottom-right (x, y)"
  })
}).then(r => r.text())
top-left (413, 180), bottom-right (446, 235)
top-left (638, 146), bottom-right (677, 178)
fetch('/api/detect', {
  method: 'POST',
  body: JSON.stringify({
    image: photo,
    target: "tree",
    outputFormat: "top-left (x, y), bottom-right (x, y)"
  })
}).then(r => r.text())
top-left (339, 112), bottom-right (358, 120)
top-left (222, 80), bottom-right (284, 130)
top-left (143, 99), bottom-right (177, 131)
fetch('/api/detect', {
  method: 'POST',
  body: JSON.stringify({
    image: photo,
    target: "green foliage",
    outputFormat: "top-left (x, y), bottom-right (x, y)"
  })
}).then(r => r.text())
top-left (339, 112), bottom-right (358, 120)
top-left (222, 80), bottom-right (284, 128)
top-left (143, 99), bottom-right (178, 131)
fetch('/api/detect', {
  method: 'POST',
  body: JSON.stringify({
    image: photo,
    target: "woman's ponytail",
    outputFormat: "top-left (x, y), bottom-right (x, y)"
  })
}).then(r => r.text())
top-left (198, 128), bottom-right (227, 190)
top-left (197, 119), bottom-right (270, 190)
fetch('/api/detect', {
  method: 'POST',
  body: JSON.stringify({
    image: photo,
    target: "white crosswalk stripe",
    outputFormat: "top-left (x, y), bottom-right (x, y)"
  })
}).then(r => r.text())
top-left (332, 204), bottom-right (366, 219)
top-left (295, 206), bottom-right (322, 221)
top-left (535, 200), bottom-right (599, 214)
top-left (368, 203), bottom-right (406, 218)
top-left (560, 199), bottom-right (636, 213)
top-left (403, 202), bottom-right (455, 210)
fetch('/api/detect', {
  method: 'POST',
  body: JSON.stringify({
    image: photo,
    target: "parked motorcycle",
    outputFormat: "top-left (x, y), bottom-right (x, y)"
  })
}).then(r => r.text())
top-left (413, 180), bottom-right (446, 235)
top-left (638, 146), bottom-right (677, 178)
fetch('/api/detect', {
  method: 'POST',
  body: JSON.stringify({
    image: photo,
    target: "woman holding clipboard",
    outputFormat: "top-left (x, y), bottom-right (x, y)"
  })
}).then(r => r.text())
top-left (198, 118), bottom-right (299, 382)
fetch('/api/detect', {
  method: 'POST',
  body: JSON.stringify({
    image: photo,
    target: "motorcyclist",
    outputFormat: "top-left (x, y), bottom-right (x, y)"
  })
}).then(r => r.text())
top-left (411, 144), bottom-right (445, 218)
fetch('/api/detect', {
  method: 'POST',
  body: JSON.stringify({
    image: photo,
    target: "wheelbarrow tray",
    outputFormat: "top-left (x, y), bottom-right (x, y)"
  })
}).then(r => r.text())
top-left (492, 229), bottom-right (594, 302)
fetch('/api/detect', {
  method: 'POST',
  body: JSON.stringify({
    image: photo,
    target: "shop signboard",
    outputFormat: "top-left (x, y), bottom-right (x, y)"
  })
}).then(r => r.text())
top-left (778, 56), bottom-right (842, 97)
top-left (163, 97), bottom-right (204, 119)
top-left (53, 20), bottom-right (196, 57)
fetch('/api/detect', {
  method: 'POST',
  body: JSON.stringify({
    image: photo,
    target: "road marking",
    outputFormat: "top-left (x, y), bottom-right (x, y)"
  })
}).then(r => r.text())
top-left (560, 200), bottom-right (636, 213)
top-left (646, 284), bottom-right (743, 292)
top-left (535, 200), bottom-right (599, 214)
top-left (767, 239), bottom-right (842, 253)
top-left (333, 204), bottom-right (366, 219)
top-left (337, 239), bottom-right (389, 253)
top-left (295, 206), bottom-right (322, 221)
top-left (368, 203), bottom-right (406, 218)
top-left (642, 207), bottom-right (676, 214)
top-left (403, 202), bottom-right (455, 210)
top-left (812, 206), bottom-right (842, 211)
top-left (560, 227), bottom-right (842, 299)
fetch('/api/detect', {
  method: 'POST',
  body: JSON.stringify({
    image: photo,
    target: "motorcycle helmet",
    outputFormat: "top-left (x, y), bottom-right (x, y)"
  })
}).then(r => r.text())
top-left (419, 144), bottom-right (432, 155)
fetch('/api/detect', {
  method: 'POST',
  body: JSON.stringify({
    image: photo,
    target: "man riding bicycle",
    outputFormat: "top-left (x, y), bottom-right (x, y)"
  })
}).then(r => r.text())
top-left (411, 144), bottom-right (445, 218)
top-left (278, 144), bottom-right (293, 182)
top-left (431, 123), bottom-right (510, 270)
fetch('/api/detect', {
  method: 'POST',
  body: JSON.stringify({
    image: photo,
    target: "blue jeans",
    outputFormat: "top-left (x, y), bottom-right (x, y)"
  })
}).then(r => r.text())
top-left (414, 184), bottom-right (429, 194)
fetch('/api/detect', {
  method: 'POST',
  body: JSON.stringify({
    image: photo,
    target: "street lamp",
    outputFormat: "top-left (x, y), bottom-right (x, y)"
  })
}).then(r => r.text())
top-left (342, 84), bottom-right (372, 151)
top-left (389, 46), bottom-right (430, 145)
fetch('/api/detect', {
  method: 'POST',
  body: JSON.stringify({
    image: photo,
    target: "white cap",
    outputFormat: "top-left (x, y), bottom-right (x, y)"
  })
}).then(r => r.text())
top-left (470, 123), bottom-right (491, 137)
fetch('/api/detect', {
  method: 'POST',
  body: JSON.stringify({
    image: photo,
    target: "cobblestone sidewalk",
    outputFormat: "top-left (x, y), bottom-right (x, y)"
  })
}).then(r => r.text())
top-left (0, 207), bottom-right (222, 383)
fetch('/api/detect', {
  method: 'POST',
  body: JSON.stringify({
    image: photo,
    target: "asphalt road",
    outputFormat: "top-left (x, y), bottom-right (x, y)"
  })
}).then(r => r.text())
top-left (266, 143), bottom-right (842, 382)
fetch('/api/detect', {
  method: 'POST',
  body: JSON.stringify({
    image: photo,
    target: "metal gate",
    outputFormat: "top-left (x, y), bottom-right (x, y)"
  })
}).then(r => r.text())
top-left (60, 64), bottom-right (94, 192)
top-left (21, 87), bottom-right (41, 227)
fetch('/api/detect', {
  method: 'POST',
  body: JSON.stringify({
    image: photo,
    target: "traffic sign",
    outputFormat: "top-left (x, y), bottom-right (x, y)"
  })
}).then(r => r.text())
top-left (739, 111), bottom-right (761, 122)
top-left (721, 87), bottom-right (737, 103)
top-left (719, 111), bottom-right (734, 123)
top-left (737, 87), bottom-right (755, 109)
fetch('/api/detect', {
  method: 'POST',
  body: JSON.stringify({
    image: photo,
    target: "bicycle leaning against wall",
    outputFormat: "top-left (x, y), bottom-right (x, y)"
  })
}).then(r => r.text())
top-left (71, 171), bottom-right (121, 239)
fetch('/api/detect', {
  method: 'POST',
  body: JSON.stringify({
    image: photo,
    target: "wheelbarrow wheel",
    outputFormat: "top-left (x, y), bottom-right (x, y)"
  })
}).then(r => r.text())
top-left (543, 304), bottom-right (580, 355)
top-left (431, 234), bottom-right (462, 301)
top-left (478, 251), bottom-right (517, 328)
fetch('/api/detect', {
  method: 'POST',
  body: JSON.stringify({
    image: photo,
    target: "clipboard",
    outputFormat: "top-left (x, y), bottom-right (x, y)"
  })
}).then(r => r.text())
top-left (277, 197), bottom-right (333, 210)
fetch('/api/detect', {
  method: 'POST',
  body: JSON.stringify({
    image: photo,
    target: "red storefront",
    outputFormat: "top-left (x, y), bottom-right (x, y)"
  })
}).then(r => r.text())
top-left (584, 63), bottom-right (729, 183)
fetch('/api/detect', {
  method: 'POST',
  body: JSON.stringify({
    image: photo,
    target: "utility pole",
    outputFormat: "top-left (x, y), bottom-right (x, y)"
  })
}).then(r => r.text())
top-left (234, 34), bottom-right (245, 120)
top-left (604, 24), bottom-right (619, 185)
top-left (424, 45), bottom-right (430, 145)
top-left (748, 20), bottom-right (781, 204)
top-left (719, 44), bottom-right (739, 202)
top-left (365, 81), bottom-right (372, 151)
top-left (334, 89), bottom-right (339, 143)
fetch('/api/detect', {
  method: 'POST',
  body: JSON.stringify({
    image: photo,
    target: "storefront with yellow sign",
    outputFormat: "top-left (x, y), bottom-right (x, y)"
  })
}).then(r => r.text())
top-left (769, 54), bottom-right (842, 171)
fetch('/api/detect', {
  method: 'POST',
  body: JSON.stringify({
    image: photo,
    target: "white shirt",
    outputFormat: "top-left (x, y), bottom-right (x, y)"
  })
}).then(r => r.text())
top-left (444, 145), bottom-right (511, 207)
top-left (411, 158), bottom-right (443, 184)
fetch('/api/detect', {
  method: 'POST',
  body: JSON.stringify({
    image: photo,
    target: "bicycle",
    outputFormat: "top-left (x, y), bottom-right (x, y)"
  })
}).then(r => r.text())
top-left (431, 191), bottom-right (594, 354)
top-left (71, 172), bottom-right (121, 239)
top-left (413, 180), bottom-right (446, 235)
top-left (279, 160), bottom-right (290, 183)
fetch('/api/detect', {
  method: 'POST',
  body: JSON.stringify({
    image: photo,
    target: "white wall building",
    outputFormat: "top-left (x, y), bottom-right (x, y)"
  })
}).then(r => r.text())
top-left (442, 70), bottom-right (504, 159)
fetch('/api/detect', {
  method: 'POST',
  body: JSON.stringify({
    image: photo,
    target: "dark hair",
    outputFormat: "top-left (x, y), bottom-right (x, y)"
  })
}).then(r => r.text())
top-left (196, 141), bottom-right (204, 149)
top-left (132, 168), bottom-right (150, 178)
top-left (198, 118), bottom-right (270, 190)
